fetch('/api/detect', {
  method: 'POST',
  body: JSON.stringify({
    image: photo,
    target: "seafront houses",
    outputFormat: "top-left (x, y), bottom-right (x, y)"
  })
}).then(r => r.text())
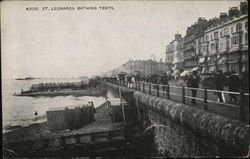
top-left (203, 13), bottom-right (248, 74)
top-left (170, 33), bottom-right (184, 77)
top-left (111, 59), bottom-right (168, 77)
top-left (166, 1), bottom-right (248, 75)
top-left (165, 41), bottom-right (174, 75)
top-left (109, 1), bottom-right (248, 78)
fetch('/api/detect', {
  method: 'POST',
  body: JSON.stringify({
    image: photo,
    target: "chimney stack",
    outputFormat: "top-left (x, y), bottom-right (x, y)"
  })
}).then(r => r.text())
top-left (228, 7), bottom-right (240, 18)
top-left (219, 13), bottom-right (227, 21)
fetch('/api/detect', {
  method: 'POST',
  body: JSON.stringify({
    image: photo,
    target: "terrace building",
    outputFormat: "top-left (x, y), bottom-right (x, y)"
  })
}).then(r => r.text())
top-left (183, 18), bottom-right (208, 73)
top-left (165, 41), bottom-right (174, 75)
top-left (112, 59), bottom-right (168, 77)
top-left (203, 9), bottom-right (248, 74)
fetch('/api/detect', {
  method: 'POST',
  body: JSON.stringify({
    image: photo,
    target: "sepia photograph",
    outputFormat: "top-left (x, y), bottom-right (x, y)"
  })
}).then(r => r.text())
top-left (1, 0), bottom-right (249, 158)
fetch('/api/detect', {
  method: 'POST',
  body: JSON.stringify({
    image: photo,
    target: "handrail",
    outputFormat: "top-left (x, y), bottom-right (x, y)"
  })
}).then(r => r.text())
top-left (137, 81), bottom-right (248, 96)
top-left (107, 80), bottom-right (248, 122)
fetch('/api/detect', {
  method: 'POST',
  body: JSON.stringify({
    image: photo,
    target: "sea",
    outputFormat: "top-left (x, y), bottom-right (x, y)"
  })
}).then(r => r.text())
top-left (2, 78), bottom-right (107, 132)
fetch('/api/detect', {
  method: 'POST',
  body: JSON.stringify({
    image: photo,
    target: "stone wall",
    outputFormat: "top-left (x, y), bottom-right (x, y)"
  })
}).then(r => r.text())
top-left (105, 82), bottom-right (249, 157)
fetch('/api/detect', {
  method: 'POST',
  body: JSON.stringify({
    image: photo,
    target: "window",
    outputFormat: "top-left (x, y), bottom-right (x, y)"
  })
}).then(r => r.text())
top-left (214, 32), bottom-right (218, 39)
top-left (245, 21), bottom-right (248, 29)
top-left (245, 33), bottom-right (248, 43)
top-left (211, 34), bottom-right (213, 40)
top-left (220, 31), bottom-right (222, 37)
top-left (224, 28), bottom-right (229, 35)
top-left (231, 26), bottom-right (234, 33)
top-left (220, 39), bottom-right (227, 50)
top-left (236, 23), bottom-right (242, 31)
top-left (211, 43), bottom-right (216, 51)
top-left (231, 36), bottom-right (239, 46)
top-left (205, 35), bottom-right (209, 41)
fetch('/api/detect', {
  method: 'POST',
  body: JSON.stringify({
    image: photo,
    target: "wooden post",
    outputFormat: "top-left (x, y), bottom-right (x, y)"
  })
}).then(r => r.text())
top-left (143, 82), bottom-right (145, 93)
top-left (182, 86), bottom-right (185, 104)
top-left (167, 84), bottom-right (170, 99)
top-left (239, 90), bottom-right (245, 122)
top-left (91, 133), bottom-right (95, 142)
top-left (157, 84), bottom-right (159, 97)
top-left (204, 88), bottom-right (208, 110)
top-left (149, 83), bottom-right (151, 94)
top-left (107, 131), bottom-right (111, 140)
top-left (60, 136), bottom-right (65, 148)
top-left (76, 134), bottom-right (81, 144)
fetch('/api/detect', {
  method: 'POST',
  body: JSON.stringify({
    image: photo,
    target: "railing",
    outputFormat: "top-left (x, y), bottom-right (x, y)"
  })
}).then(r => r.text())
top-left (106, 79), bottom-right (249, 122)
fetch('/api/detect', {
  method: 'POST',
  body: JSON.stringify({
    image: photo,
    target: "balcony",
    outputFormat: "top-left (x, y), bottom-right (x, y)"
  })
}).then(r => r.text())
top-left (183, 45), bottom-right (195, 51)
top-left (211, 37), bottom-right (219, 42)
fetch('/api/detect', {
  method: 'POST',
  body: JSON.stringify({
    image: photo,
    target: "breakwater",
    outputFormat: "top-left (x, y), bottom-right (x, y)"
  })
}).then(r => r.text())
top-left (14, 84), bottom-right (107, 97)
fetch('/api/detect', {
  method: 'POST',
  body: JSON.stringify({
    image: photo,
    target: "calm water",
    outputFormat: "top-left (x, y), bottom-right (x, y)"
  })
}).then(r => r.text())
top-left (2, 78), bottom-right (106, 129)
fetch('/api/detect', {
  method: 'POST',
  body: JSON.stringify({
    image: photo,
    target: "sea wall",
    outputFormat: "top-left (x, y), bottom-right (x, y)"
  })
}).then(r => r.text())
top-left (105, 82), bottom-right (249, 157)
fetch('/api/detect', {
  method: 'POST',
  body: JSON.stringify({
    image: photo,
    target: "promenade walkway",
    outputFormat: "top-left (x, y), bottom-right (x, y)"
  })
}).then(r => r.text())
top-left (107, 80), bottom-right (249, 123)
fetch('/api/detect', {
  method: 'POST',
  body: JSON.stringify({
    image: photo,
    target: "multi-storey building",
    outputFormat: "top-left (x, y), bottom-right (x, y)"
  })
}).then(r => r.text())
top-left (111, 59), bottom-right (168, 77)
top-left (202, 7), bottom-right (248, 74)
top-left (167, 1), bottom-right (248, 75)
top-left (168, 33), bottom-right (184, 76)
top-left (183, 18), bottom-right (208, 72)
top-left (165, 41), bottom-right (174, 73)
top-left (195, 34), bottom-right (206, 73)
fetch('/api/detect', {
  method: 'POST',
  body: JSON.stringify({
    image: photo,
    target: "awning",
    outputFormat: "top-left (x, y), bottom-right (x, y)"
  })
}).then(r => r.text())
top-left (191, 67), bottom-right (199, 72)
top-left (202, 67), bottom-right (206, 73)
top-left (207, 57), bottom-right (211, 62)
top-left (180, 70), bottom-right (190, 77)
top-left (172, 70), bottom-right (180, 76)
top-left (209, 66), bottom-right (215, 72)
top-left (199, 57), bottom-right (205, 63)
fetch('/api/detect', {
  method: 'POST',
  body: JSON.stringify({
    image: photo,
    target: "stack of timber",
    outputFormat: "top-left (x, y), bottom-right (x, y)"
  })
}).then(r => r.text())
top-left (46, 105), bottom-right (96, 131)
top-left (7, 129), bottom-right (144, 158)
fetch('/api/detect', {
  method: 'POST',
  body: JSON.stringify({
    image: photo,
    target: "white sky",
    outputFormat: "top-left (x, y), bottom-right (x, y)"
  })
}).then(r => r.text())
top-left (1, 0), bottom-right (243, 79)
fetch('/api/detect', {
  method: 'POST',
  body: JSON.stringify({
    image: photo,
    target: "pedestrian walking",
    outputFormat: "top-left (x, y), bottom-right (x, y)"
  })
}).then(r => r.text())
top-left (90, 101), bottom-right (97, 113)
top-left (240, 71), bottom-right (249, 93)
top-left (34, 111), bottom-right (38, 121)
top-left (187, 71), bottom-right (200, 104)
top-left (131, 75), bottom-right (136, 89)
top-left (160, 73), bottom-right (169, 94)
top-left (214, 70), bottom-right (226, 103)
top-left (228, 71), bottom-right (240, 103)
top-left (127, 75), bottom-right (132, 88)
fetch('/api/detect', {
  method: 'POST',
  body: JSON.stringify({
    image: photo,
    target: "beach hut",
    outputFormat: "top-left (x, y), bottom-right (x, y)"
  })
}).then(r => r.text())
top-left (46, 105), bottom-right (95, 131)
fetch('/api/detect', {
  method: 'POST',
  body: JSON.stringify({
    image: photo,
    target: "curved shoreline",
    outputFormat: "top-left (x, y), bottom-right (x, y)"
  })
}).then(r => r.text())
top-left (3, 102), bottom-right (123, 146)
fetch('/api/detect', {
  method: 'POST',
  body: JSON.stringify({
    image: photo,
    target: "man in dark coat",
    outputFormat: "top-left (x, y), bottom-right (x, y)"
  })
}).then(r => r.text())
top-left (187, 71), bottom-right (200, 104)
top-left (240, 71), bottom-right (249, 93)
top-left (214, 70), bottom-right (226, 103)
top-left (160, 73), bottom-right (169, 94)
top-left (228, 71), bottom-right (240, 103)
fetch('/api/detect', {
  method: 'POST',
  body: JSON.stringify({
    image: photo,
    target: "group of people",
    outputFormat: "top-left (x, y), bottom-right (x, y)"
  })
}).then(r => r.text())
top-left (187, 70), bottom-right (247, 104)
top-left (114, 70), bottom-right (248, 105)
